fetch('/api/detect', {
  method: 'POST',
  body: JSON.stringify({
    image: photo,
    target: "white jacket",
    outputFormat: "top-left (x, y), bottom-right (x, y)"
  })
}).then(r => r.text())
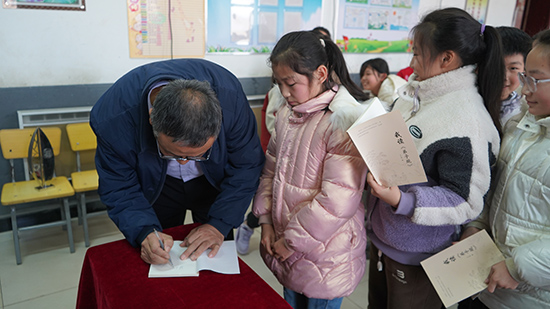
top-left (473, 108), bottom-right (550, 308)
top-left (265, 85), bottom-right (285, 135)
top-left (377, 74), bottom-right (407, 111)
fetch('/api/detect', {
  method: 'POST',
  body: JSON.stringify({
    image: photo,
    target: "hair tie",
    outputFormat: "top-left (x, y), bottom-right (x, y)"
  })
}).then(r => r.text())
top-left (480, 23), bottom-right (486, 37)
top-left (319, 38), bottom-right (325, 47)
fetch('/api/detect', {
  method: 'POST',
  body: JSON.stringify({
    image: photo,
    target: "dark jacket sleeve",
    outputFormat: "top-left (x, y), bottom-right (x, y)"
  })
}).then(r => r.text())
top-left (91, 108), bottom-right (164, 247)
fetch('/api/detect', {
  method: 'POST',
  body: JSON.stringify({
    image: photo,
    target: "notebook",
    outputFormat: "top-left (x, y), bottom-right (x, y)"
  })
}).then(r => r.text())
top-left (148, 240), bottom-right (240, 278)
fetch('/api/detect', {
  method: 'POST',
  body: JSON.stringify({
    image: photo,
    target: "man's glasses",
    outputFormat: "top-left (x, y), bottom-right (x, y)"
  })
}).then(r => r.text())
top-left (157, 142), bottom-right (212, 162)
top-left (518, 72), bottom-right (550, 93)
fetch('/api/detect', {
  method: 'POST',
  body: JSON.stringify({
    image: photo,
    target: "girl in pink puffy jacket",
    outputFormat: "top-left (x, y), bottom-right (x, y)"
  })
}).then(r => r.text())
top-left (252, 30), bottom-right (369, 309)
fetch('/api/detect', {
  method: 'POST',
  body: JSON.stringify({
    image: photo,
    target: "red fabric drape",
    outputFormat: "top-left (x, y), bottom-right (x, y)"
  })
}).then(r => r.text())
top-left (76, 224), bottom-right (290, 309)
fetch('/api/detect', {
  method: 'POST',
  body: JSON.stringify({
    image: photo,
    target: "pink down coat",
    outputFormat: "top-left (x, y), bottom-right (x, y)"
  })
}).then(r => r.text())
top-left (253, 86), bottom-right (368, 299)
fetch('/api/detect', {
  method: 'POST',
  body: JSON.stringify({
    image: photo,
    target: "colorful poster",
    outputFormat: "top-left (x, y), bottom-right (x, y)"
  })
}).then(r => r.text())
top-left (127, 0), bottom-right (205, 58)
top-left (465, 0), bottom-right (490, 24)
top-left (207, 0), bottom-right (322, 53)
top-left (336, 0), bottom-right (420, 53)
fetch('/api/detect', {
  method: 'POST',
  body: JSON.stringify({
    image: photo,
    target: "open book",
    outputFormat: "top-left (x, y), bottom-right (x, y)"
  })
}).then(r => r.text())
top-left (420, 230), bottom-right (505, 308)
top-left (347, 98), bottom-right (427, 187)
top-left (148, 240), bottom-right (240, 278)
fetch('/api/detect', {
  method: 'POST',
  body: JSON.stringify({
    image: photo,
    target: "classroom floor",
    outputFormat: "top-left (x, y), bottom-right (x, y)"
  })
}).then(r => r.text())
top-left (0, 210), bottom-right (369, 309)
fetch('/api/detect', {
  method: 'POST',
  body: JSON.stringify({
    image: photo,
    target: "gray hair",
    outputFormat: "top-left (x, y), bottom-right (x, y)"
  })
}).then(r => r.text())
top-left (150, 79), bottom-right (222, 147)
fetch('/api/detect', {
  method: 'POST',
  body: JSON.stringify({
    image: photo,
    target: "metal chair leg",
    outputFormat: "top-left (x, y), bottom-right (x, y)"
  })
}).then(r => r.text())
top-left (62, 198), bottom-right (75, 253)
top-left (10, 206), bottom-right (22, 265)
top-left (80, 193), bottom-right (90, 247)
top-left (61, 204), bottom-right (67, 231)
top-left (76, 193), bottom-right (83, 226)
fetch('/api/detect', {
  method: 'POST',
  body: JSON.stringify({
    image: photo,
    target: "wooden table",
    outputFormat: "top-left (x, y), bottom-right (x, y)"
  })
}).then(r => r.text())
top-left (76, 223), bottom-right (291, 308)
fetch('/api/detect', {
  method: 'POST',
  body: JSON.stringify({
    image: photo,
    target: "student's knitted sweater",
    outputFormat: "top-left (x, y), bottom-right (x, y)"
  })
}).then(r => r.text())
top-left (366, 65), bottom-right (500, 265)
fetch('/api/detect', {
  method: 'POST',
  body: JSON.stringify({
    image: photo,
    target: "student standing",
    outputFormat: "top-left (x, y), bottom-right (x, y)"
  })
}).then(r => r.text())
top-left (497, 26), bottom-right (532, 126)
top-left (462, 29), bottom-right (550, 309)
top-left (359, 58), bottom-right (407, 111)
top-left (235, 27), bottom-right (334, 256)
top-left (253, 31), bottom-right (369, 308)
top-left (365, 8), bottom-right (503, 308)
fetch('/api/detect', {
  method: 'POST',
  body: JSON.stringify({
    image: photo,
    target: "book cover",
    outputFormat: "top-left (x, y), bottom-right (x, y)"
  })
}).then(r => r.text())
top-left (420, 230), bottom-right (505, 308)
top-left (347, 99), bottom-right (427, 187)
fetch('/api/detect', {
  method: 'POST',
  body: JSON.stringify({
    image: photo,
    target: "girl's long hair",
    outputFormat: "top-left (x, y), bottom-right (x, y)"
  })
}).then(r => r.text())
top-left (412, 8), bottom-right (505, 134)
top-left (269, 31), bottom-right (369, 102)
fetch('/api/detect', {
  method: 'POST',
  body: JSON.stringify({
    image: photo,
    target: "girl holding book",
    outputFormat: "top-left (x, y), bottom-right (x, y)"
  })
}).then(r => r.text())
top-left (365, 8), bottom-right (503, 308)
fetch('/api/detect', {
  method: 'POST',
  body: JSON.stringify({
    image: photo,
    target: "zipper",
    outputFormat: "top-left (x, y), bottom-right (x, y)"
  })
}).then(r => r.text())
top-left (404, 85), bottom-right (420, 122)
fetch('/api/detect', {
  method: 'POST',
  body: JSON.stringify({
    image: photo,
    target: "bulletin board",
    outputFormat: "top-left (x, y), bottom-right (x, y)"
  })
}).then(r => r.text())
top-left (335, 0), bottom-right (420, 53)
top-left (127, 0), bottom-right (205, 58)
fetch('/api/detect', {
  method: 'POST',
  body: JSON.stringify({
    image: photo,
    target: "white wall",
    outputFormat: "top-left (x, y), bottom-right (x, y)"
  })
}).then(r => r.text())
top-left (0, 0), bottom-right (517, 89)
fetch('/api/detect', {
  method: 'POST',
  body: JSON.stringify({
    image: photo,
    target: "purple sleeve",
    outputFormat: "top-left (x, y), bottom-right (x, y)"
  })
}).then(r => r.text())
top-left (394, 191), bottom-right (416, 217)
top-left (407, 185), bottom-right (473, 226)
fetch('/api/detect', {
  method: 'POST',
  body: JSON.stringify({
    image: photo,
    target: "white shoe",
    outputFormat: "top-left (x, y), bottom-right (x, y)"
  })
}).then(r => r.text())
top-left (235, 222), bottom-right (254, 255)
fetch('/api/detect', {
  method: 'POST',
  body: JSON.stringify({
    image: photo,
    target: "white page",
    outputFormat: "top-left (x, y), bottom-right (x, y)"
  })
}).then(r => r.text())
top-left (196, 240), bottom-right (240, 274)
top-left (148, 240), bottom-right (240, 278)
top-left (348, 97), bottom-right (387, 130)
top-left (420, 230), bottom-right (505, 308)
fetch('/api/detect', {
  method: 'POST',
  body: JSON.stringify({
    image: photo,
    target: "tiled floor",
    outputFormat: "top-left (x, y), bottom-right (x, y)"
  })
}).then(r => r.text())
top-left (0, 211), bottom-right (369, 309)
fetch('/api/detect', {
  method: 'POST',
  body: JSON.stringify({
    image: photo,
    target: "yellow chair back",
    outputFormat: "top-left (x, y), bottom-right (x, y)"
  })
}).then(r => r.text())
top-left (0, 127), bottom-right (62, 160)
top-left (66, 122), bottom-right (97, 152)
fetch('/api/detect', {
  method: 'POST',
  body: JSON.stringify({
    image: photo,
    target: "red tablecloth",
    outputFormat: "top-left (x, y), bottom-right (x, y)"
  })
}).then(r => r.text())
top-left (76, 223), bottom-right (291, 308)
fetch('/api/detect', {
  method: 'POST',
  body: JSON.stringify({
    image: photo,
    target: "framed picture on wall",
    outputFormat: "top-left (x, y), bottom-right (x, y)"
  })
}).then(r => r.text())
top-left (3, 0), bottom-right (86, 11)
top-left (335, 0), bottom-right (420, 53)
top-left (126, 0), bottom-right (205, 58)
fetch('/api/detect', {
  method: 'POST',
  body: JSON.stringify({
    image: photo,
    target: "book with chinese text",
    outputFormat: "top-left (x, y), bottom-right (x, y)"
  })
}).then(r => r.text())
top-left (347, 99), bottom-right (427, 187)
top-left (420, 230), bottom-right (505, 308)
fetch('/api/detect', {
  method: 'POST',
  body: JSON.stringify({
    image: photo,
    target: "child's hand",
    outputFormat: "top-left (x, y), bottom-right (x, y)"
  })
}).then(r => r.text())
top-left (272, 237), bottom-right (293, 262)
top-left (367, 172), bottom-right (401, 207)
top-left (260, 224), bottom-right (276, 256)
top-left (485, 261), bottom-right (519, 292)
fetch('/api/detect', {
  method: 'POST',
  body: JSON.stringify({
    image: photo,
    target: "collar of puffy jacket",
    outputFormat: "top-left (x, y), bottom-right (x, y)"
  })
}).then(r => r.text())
top-left (282, 84), bottom-right (365, 132)
top-left (397, 65), bottom-right (478, 114)
top-left (291, 84), bottom-right (339, 115)
top-left (517, 110), bottom-right (550, 136)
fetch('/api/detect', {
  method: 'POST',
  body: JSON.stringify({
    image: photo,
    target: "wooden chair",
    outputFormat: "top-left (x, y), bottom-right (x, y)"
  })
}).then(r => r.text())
top-left (0, 127), bottom-right (75, 265)
top-left (66, 122), bottom-right (100, 247)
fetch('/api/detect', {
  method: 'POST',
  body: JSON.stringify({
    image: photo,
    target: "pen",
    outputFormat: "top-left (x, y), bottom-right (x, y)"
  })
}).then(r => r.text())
top-left (153, 228), bottom-right (174, 267)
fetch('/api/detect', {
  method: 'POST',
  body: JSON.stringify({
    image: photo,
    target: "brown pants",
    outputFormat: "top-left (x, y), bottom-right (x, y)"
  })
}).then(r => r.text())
top-left (368, 243), bottom-right (443, 309)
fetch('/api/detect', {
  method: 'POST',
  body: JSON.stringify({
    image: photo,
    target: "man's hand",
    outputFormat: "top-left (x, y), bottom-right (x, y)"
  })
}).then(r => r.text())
top-left (485, 261), bottom-right (519, 293)
top-left (260, 223), bottom-right (276, 256)
top-left (367, 172), bottom-right (401, 207)
top-left (141, 231), bottom-right (174, 265)
top-left (179, 224), bottom-right (224, 261)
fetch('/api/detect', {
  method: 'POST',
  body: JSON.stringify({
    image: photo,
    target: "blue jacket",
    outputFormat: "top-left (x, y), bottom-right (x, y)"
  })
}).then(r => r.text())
top-left (90, 59), bottom-right (265, 247)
